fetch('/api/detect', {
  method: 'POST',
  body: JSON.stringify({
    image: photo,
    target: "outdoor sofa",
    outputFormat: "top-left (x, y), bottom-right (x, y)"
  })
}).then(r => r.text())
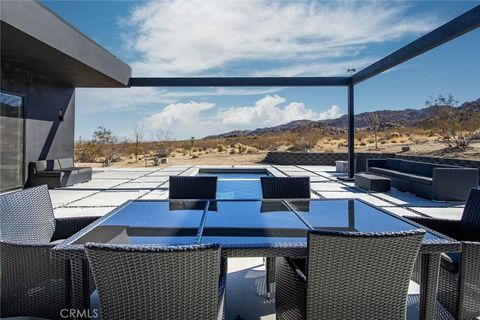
top-left (366, 158), bottom-right (478, 201)
top-left (29, 157), bottom-right (92, 188)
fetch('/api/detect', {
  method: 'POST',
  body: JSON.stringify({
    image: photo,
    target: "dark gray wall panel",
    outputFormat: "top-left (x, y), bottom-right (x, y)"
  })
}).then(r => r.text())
top-left (1, 63), bottom-right (75, 186)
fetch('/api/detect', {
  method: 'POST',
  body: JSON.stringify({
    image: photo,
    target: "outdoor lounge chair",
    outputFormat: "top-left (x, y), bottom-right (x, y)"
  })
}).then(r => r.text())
top-left (85, 243), bottom-right (226, 320)
top-left (261, 176), bottom-right (311, 298)
top-left (29, 157), bottom-right (92, 189)
top-left (407, 188), bottom-right (480, 319)
top-left (0, 185), bottom-right (98, 319)
top-left (169, 175), bottom-right (218, 199)
top-left (275, 229), bottom-right (424, 320)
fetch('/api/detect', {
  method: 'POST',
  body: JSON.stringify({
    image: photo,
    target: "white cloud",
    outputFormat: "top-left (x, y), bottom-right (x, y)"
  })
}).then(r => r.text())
top-left (144, 95), bottom-right (343, 138)
top-left (123, 1), bottom-right (436, 76)
top-left (75, 87), bottom-right (285, 115)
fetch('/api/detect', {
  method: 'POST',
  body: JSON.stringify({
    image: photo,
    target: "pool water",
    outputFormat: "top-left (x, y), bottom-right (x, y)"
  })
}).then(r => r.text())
top-left (197, 171), bottom-right (269, 199)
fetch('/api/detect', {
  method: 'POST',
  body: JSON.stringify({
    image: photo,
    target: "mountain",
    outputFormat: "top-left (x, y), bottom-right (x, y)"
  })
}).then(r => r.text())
top-left (204, 98), bottom-right (480, 139)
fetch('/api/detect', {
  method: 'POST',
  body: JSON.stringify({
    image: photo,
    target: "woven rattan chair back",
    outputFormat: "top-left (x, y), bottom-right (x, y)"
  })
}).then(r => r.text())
top-left (85, 243), bottom-right (222, 320)
top-left (461, 188), bottom-right (480, 227)
top-left (169, 176), bottom-right (218, 199)
top-left (305, 229), bottom-right (424, 319)
top-left (0, 185), bottom-right (55, 243)
top-left (261, 177), bottom-right (310, 199)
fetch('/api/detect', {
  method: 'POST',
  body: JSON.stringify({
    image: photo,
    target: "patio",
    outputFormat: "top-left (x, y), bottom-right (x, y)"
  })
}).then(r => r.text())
top-left (49, 165), bottom-right (466, 320)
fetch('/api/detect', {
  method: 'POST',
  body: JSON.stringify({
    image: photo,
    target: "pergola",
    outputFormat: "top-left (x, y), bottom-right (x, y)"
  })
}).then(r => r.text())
top-left (129, 5), bottom-right (480, 179)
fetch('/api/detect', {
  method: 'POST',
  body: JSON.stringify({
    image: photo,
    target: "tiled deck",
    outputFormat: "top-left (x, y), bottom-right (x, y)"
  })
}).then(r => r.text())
top-left (50, 165), bottom-right (466, 320)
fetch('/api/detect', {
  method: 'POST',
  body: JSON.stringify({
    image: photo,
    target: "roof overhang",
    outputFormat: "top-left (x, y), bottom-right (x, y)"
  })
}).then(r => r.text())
top-left (0, 1), bottom-right (131, 88)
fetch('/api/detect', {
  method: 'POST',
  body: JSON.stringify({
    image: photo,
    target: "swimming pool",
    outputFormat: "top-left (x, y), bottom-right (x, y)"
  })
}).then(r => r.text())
top-left (197, 170), bottom-right (270, 199)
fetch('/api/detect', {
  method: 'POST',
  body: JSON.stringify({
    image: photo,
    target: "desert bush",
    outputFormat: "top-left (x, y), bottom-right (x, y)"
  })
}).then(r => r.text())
top-left (217, 144), bottom-right (226, 152)
top-left (423, 94), bottom-right (480, 150)
top-left (290, 125), bottom-right (321, 151)
top-left (237, 144), bottom-right (248, 153)
top-left (151, 157), bottom-right (161, 166)
top-left (92, 127), bottom-right (127, 167)
top-left (75, 140), bottom-right (99, 163)
top-left (191, 154), bottom-right (199, 159)
top-left (388, 132), bottom-right (401, 139)
top-left (365, 112), bottom-right (382, 150)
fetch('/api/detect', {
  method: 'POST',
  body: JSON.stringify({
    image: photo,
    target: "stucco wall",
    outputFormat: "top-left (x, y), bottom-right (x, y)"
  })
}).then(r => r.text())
top-left (1, 63), bottom-right (75, 185)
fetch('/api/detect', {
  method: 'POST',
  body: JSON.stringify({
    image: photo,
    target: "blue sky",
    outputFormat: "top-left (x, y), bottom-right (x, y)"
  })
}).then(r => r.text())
top-left (42, 1), bottom-right (480, 141)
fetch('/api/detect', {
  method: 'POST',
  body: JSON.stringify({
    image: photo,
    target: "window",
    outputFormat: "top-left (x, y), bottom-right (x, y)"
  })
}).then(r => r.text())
top-left (0, 91), bottom-right (24, 192)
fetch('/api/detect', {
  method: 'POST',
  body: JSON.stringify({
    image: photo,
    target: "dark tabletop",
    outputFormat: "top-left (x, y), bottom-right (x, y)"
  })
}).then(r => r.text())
top-left (69, 199), bottom-right (451, 248)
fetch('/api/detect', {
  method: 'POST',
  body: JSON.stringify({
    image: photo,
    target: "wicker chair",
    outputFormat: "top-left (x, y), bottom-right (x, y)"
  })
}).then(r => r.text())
top-left (261, 176), bottom-right (310, 298)
top-left (85, 243), bottom-right (226, 320)
top-left (407, 188), bottom-right (480, 319)
top-left (260, 177), bottom-right (311, 200)
top-left (169, 176), bottom-right (218, 199)
top-left (0, 185), bottom-right (98, 319)
top-left (275, 229), bottom-right (425, 320)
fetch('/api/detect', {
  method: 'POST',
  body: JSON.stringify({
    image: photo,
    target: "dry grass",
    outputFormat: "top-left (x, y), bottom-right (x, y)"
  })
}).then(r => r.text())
top-left (75, 128), bottom-right (480, 167)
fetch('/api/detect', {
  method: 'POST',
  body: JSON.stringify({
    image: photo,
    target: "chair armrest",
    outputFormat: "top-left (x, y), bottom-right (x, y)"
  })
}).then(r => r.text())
top-left (366, 159), bottom-right (386, 171)
top-left (405, 216), bottom-right (462, 239)
top-left (285, 257), bottom-right (307, 283)
top-left (52, 216), bottom-right (99, 241)
top-left (433, 168), bottom-right (479, 201)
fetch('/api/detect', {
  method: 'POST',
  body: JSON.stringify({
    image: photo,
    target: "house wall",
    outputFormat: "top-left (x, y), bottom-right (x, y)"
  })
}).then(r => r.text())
top-left (1, 63), bottom-right (75, 186)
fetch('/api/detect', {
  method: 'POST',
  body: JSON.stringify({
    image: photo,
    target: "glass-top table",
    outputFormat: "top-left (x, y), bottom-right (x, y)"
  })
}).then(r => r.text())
top-left (64, 199), bottom-right (454, 251)
top-left (53, 199), bottom-right (460, 320)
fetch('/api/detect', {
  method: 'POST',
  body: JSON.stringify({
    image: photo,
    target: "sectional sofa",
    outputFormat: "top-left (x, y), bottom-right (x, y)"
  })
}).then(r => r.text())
top-left (28, 158), bottom-right (92, 188)
top-left (366, 158), bottom-right (478, 201)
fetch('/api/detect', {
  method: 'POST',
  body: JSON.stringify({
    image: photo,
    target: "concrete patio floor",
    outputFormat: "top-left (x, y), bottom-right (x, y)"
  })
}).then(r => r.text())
top-left (50, 165), bottom-right (466, 320)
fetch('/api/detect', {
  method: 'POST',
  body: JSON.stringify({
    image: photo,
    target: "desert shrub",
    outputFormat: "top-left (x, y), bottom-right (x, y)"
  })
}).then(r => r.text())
top-left (388, 132), bottom-right (401, 139)
top-left (290, 126), bottom-right (321, 151)
top-left (217, 144), bottom-right (226, 152)
top-left (229, 148), bottom-right (238, 154)
top-left (92, 127), bottom-right (127, 167)
top-left (191, 154), bottom-right (199, 159)
top-left (365, 112), bottom-right (382, 150)
top-left (151, 157), bottom-right (161, 166)
top-left (425, 108), bottom-right (479, 150)
top-left (75, 140), bottom-right (99, 163)
top-left (237, 144), bottom-right (248, 153)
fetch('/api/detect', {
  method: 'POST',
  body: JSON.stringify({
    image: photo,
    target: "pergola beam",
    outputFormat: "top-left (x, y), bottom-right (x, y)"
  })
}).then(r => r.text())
top-left (129, 77), bottom-right (350, 87)
top-left (351, 5), bottom-right (480, 85)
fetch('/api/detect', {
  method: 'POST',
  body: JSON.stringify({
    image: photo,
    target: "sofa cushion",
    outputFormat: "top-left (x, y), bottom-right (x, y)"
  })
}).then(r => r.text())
top-left (58, 158), bottom-right (74, 169)
top-left (414, 163), bottom-right (435, 177)
top-left (396, 172), bottom-right (432, 185)
top-left (384, 159), bottom-right (401, 170)
top-left (398, 160), bottom-right (417, 174)
top-left (36, 170), bottom-right (63, 177)
top-left (369, 167), bottom-right (432, 185)
top-left (76, 167), bottom-right (92, 173)
top-left (34, 160), bottom-right (48, 172)
top-left (35, 159), bottom-right (61, 171)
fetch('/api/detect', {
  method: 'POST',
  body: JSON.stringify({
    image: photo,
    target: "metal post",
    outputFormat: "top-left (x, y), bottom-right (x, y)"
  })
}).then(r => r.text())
top-left (348, 84), bottom-right (355, 179)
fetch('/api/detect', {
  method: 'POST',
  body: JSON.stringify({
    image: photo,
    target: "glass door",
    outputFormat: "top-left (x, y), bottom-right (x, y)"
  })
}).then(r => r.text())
top-left (0, 91), bottom-right (24, 192)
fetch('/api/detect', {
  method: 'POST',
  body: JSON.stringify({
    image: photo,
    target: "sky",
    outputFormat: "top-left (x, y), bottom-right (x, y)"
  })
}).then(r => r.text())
top-left (41, 0), bottom-right (480, 141)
